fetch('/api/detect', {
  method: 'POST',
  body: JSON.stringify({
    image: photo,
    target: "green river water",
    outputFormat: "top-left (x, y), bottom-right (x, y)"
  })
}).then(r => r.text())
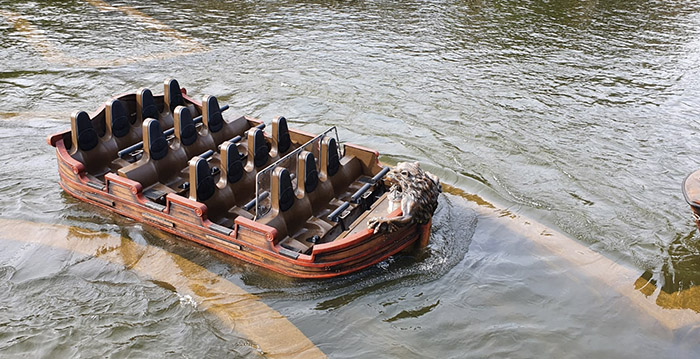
top-left (1, 0), bottom-right (700, 357)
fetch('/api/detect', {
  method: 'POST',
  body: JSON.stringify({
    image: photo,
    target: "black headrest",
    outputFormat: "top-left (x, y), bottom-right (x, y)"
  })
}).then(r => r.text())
top-left (194, 157), bottom-right (215, 202)
top-left (138, 88), bottom-right (159, 122)
top-left (277, 168), bottom-right (294, 212)
top-left (146, 119), bottom-right (168, 161)
top-left (276, 116), bottom-right (291, 154)
top-left (302, 152), bottom-right (318, 193)
top-left (222, 141), bottom-right (244, 183)
top-left (74, 111), bottom-right (98, 151)
top-left (166, 79), bottom-right (184, 113)
top-left (205, 96), bottom-right (224, 133)
top-left (252, 129), bottom-right (269, 168)
top-left (326, 137), bottom-right (340, 177)
top-left (175, 106), bottom-right (197, 146)
top-left (108, 99), bottom-right (129, 138)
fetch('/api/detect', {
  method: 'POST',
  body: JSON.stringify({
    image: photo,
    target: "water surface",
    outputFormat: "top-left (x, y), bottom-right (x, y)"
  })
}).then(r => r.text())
top-left (1, 0), bottom-right (700, 357)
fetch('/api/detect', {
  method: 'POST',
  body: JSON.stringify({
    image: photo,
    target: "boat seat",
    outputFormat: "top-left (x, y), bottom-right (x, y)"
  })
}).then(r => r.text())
top-left (277, 167), bottom-right (296, 213)
top-left (204, 96), bottom-right (225, 134)
top-left (221, 140), bottom-right (244, 184)
top-left (73, 110), bottom-right (99, 152)
top-left (297, 151), bottom-right (335, 215)
top-left (188, 156), bottom-right (234, 220)
top-left (219, 140), bottom-right (257, 206)
top-left (173, 105), bottom-right (215, 159)
top-left (191, 157), bottom-right (215, 202)
top-left (202, 95), bottom-right (248, 146)
top-left (246, 128), bottom-right (270, 170)
top-left (261, 167), bottom-right (313, 243)
top-left (321, 137), bottom-right (340, 177)
top-left (136, 88), bottom-right (160, 125)
top-left (69, 110), bottom-right (117, 176)
top-left (106, 99), bottom-right (141, 150)
top-left (162, 79), bottom-right (196, 130)
top-left (280, 238), bottom-right (311, 253)
top-left (117, 118), bottom-right (187, 189)
top-left (271, 116), bottom-right (292, 157)
top-left (165, 78), bottom-right (185, 114)
top-left (319, 137), bottom-right (363, 198)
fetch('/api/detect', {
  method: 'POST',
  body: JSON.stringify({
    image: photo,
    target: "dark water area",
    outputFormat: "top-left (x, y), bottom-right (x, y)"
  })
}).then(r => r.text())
top-left (1, 0), bottom-right (700, 357)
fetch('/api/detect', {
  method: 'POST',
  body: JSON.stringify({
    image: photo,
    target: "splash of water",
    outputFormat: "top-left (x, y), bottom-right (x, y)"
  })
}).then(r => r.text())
top-left (244, 194), bottom-right (477, 309)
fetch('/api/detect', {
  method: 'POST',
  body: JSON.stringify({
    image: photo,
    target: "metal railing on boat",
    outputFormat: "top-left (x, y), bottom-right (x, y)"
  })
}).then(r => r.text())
top-left (253, 126), bottom-right (340, 220)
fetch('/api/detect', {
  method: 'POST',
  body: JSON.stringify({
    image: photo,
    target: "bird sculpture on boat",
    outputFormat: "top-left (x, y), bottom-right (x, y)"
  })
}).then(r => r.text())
top-left (368, 161), bottom-right (441, 234)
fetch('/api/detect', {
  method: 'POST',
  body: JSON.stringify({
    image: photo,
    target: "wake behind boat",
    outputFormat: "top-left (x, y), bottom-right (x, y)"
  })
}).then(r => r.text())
top-left (47, 79), bottom-right (440, 278)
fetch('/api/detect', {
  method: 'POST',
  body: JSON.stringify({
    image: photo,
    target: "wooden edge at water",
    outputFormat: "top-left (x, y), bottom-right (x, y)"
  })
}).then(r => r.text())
top-left (442, 183), bottom-right (700, 331)
top-left (0, 219), bottom-right (326, 359)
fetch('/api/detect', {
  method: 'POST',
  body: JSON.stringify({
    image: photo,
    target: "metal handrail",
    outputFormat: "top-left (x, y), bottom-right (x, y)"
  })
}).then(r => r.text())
top-left (253, 126), bottom-right (340, 220)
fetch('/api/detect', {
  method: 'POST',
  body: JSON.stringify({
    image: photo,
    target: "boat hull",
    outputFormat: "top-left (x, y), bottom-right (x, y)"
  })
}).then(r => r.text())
top-left (50, 135), bottom-right (430, 279)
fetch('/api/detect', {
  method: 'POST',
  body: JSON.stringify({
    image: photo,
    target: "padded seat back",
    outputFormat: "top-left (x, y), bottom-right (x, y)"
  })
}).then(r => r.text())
top-left (106, 99), bottom-right (129, 138)
top-left (297, 150), bottom-right (336, 216)
top-left (202, 95), bottom-right (224, 133)
top-left (298, 151), bottom-right (318, 194)
top-left (273, 167), bottom-right (295, 212)
top-left (271, 116), bottom-right (291, 156)
top-left (202, 95), bottom-right (250, 146)
top-left (145, 119), bottom-right (169, 161)
top-left (174, 106), bottom-right (197, 146)
top-left (189, 157), bottom-right (215, 202)
top-left (117, 118), bottom-right (188, 188)
top-left (174, 105), bottom-right (215, 159)
top-left (106, 99), bottom-right (142, 151)
top-left (319, 137), bottom-right (363, 198)
top-left (69, 110), bottom-right (118, 176)
top-left (187, 155), bottom-right (236, 221)
top-left (220, 140), bottom-right (244, 184)
top-left (136, 88), bottom-right (159, 124)
top-left (218, 140), bottom-right (256, 206)
top-left (263, 166), bottom-right (314, 242)
top-left (164, 78), bottom-right (185, 114)
top-left (247, 128), bottom-right (269, 169)
top-left (71, 111), bottom-right (98, 152)
top-left (320, 137), bottom-right (340, 178)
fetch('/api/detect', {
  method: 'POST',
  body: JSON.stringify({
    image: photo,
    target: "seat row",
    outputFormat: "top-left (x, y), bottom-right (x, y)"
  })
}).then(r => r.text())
top-left (117, 109), bottom-right (292, 191)
top-left (67, 78), bottom-right (296, 186)
top-left (187, 133), bottom-right (364, 244)
top-left (68, 79), bottom-right (201, 175)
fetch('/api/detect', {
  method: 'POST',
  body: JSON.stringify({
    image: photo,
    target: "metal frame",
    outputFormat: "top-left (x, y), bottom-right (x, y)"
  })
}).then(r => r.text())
top-left (253, 126), bottom-right (340, 220)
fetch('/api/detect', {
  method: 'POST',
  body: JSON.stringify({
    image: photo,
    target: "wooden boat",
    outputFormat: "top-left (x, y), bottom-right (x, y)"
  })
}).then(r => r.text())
top-left (683, 169), bottom-right (700, 230)
top-left (47, 79), bottom-right (435, 278)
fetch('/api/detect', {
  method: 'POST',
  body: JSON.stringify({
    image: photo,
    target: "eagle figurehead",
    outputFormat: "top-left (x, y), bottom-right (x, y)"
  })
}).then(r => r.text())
top-left (368, 161), bottom-right (441, 234)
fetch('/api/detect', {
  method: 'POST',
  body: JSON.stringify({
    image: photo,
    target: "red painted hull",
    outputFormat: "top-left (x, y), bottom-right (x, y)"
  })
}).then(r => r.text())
top-left (47, 91), bottom-right (431, 279)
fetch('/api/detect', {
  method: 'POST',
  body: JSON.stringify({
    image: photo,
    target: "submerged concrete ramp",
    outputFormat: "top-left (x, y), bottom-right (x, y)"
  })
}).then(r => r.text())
top-left (443, 184), bottom-right (700, 331)
top-left (0, 219), bottom-right (325, 359)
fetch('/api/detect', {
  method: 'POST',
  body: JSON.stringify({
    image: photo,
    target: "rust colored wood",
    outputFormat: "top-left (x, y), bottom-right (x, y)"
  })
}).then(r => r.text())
top-left (48, 81), bottom-right (435, 278)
